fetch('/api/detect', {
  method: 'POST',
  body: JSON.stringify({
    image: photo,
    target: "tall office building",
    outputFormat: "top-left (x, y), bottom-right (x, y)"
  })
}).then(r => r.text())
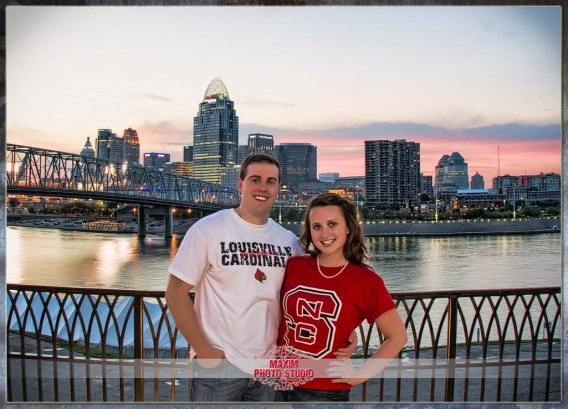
top-left (471, 172), bottom-right (484, 190)
top-left (193, 77), bottom-right (239, 183)
top-left (80, 137), bottom-right (95, 158)
top-left (95, 129), bottom-right (124, 165)
top-left (143, 152), bottom-right (170, 171)
top-left (420, 174), bottom-right (433, 198)
top-left (164, 162), bottom-right (193, 177)
top-left (238, 133), bottom-right (278, 163)
top-left (221, 165), bottom-right (241, 190)
top-left (238, 145), bottom-right (253, 164)
top-left (249, 133), bottom-right (275, 150)
top-left (365, 139), bottom-right (421, 208)
top-left (183, 145), bottom-right (194, 162)
top-left (123, 127), bottom-right (140, 165)
top-left (277, 143), bottom-right (317, 191)
top-left (435, 152), bottom-right (469, 192)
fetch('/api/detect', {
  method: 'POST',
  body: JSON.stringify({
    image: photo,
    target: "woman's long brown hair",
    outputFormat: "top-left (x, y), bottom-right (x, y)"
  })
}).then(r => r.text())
top-left (299, 192), bottom-right (371, 269)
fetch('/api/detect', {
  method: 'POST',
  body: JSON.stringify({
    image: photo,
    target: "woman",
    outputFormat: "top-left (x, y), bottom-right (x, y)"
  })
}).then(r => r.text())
top-left (277, 193), bottom-right (407, 402)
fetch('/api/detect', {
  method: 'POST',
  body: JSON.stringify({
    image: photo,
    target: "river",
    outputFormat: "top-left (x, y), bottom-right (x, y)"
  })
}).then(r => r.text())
top-left (5, 226), bottom-right (561, 292)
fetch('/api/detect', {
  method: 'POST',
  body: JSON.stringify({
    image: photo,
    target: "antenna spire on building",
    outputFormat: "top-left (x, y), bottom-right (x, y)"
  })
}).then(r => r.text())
top-left (497, 145), bottom-right (500, 177)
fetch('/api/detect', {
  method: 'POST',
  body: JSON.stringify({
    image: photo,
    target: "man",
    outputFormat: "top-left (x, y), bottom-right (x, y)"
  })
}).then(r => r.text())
top-left (165, 153), bottom-right (355, 402)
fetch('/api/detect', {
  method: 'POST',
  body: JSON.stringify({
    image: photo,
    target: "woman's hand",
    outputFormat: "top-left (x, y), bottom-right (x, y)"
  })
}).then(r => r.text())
top-left (326, 359), bottom-right (365, 386)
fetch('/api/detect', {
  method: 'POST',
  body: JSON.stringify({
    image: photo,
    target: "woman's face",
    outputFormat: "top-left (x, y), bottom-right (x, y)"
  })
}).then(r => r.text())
top-left (308, 205), bottom-right (348, 259)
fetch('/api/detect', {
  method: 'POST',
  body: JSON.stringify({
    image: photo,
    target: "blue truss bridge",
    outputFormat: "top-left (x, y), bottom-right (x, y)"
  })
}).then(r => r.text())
top-left (6, 143), bottom-right (240, 236)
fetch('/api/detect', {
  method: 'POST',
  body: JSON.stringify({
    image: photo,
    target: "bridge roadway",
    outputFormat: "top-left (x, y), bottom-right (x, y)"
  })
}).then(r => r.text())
top-left (6, 143), bottom-right (240, 237)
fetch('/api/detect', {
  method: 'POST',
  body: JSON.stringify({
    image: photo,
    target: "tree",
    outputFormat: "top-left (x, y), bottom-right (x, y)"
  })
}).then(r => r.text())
top-left (519, 206), bottom-right (540, 218)
top-left (359, 205), bottom-right (370, 220)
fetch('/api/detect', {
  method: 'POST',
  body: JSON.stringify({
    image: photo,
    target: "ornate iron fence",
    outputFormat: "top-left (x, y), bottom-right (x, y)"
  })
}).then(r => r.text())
top-left (6, 284), bottom-right (561, 403)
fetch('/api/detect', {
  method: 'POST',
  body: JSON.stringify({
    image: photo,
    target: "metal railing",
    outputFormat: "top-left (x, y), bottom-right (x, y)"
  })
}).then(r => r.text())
top-left (6, 284), bottom-right (561, 403)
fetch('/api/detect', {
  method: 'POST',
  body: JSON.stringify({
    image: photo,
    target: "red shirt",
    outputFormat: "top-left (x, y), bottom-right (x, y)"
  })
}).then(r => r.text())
top-left (277, 256), bottom-right (396, 390)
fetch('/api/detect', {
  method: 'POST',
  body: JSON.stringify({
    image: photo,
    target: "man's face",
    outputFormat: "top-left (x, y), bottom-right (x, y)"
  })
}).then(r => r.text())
top-left (237, 162), bottom-right (279, 224)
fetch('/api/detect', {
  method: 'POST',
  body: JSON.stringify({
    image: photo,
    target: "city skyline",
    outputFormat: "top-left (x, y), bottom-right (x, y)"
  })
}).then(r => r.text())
top-left (6, 6), bottom-right (561, 182)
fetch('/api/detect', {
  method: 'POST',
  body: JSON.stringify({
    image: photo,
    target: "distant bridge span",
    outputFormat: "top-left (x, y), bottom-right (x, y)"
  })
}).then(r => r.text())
top-left (6, 143), bottom-right (240, 215)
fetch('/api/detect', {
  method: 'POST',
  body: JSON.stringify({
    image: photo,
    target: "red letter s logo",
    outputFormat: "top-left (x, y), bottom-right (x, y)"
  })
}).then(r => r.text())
top-left (283, 286), bottom-right (341, 359)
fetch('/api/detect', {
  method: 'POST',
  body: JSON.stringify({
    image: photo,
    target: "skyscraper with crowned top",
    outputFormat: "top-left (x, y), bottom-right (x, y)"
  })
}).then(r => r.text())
top-left (193, 78), bottom-right (239, 183)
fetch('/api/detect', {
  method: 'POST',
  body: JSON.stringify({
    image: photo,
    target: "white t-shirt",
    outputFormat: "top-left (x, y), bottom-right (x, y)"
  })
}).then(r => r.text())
top-left (168, 209), bottom-right (302, 373)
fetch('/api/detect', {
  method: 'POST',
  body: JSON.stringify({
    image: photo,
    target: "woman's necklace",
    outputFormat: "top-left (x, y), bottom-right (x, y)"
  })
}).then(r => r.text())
top-left (316, 255), bottom-right (349, 279)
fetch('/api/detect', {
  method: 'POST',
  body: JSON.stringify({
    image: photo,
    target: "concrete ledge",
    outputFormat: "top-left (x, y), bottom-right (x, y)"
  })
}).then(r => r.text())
top-left (280, 218), bottom-right (561, 237)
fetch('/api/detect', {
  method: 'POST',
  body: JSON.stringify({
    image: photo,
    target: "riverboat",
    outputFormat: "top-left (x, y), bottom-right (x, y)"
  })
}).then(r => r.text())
top-left (81, 220), bottom-right (126, 232)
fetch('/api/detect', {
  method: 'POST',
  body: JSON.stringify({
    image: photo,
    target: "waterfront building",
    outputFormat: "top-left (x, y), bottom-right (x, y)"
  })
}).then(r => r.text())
top-left (492, 172), bottom-right (560, 199)
top-left (420, 174), bottom-right (433, 198)
top-left (492, 172), bottom-right (561, 206)
top-left (96, 129), bottom-right (124, 165)
top-left (80, 137), bottom-right (95, 158)
top-left (365, 139), bottom-right (420, 208)
top-left (193, 77), bottom-right (239, 183)
top-left (332, 176), bottom-right (365, 203)
top-left (525, 190), bottom-right (561, 205)
top-left (183, 145), bottom-right (193, 162)
top-left (220, 165), bottom-right (241, 190)
top-left (143, 152), bottom-right (170, 171)
top-left (319, 173), bottom-right (339, 183)
top-left (123, 127), bottom-right (140, 165)
top-left (453, 189), bottom-right (505, 210)
top-left (471, 171), bottom-right (484, 190)
top-left (164, 162), bottom-right (193, 177)
top-left (435, 152), bottom-right (469, 192)
top-left (295, 180), bottom-right (333, 203)
top-left (334, 176), bottom-right (365, 191)
top-left (276, 143), bottom-right (317, 192)
top-left (328, 188), bottom-right (355, 200)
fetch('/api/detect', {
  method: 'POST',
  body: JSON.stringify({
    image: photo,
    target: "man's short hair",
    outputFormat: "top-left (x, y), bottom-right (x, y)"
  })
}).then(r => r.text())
top-left (239, 153), bottom-right (281, 182)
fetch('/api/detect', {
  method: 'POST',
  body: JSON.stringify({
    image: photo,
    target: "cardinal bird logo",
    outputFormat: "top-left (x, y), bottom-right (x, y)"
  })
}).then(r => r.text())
top-left (254, 269), bottom-right (267, 283)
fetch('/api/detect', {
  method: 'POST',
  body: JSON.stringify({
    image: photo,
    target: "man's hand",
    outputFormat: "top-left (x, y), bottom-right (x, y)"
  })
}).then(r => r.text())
top-left (333, 329), bottom-right (358, 359)
top-left (196, 346), bottom-right (226, 368)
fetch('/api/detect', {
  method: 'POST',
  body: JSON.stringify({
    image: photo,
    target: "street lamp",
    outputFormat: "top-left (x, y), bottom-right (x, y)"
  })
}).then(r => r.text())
top-left (513, 184), bottom-right (517, 220)
top-left (434, 187), bottom-right (438, 223)
top-left (278, 185), bottom-right (282, 224)
top-left (278, 185), bottom-right (287, 224)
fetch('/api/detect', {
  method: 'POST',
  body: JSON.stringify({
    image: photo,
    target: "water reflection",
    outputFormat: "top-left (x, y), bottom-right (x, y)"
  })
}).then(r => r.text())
top-left (6, 227), bottom-right (561, 292)
top-left (94, 239), bottom-right (133, 288)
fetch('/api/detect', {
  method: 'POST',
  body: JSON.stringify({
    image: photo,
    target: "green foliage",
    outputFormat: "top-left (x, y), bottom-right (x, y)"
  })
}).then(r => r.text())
top-left (518, 206), bottom-right (541, 218)
top-left (270, 206), bottom-right (306, 223)
top-left (545, 206), bottom-right (560, 216)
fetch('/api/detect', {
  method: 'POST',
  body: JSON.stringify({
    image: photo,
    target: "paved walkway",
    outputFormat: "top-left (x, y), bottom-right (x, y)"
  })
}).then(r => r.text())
top-left (6, 333), bottom-right (561, 404)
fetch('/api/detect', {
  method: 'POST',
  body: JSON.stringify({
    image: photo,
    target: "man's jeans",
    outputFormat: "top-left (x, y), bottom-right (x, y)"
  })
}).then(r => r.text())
top-left (189, 357), bottom-right (275, 402)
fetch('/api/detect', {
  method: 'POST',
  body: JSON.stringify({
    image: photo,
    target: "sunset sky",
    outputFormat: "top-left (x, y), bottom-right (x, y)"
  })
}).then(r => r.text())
top-left (6, 5), bottom-right (561, 183)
